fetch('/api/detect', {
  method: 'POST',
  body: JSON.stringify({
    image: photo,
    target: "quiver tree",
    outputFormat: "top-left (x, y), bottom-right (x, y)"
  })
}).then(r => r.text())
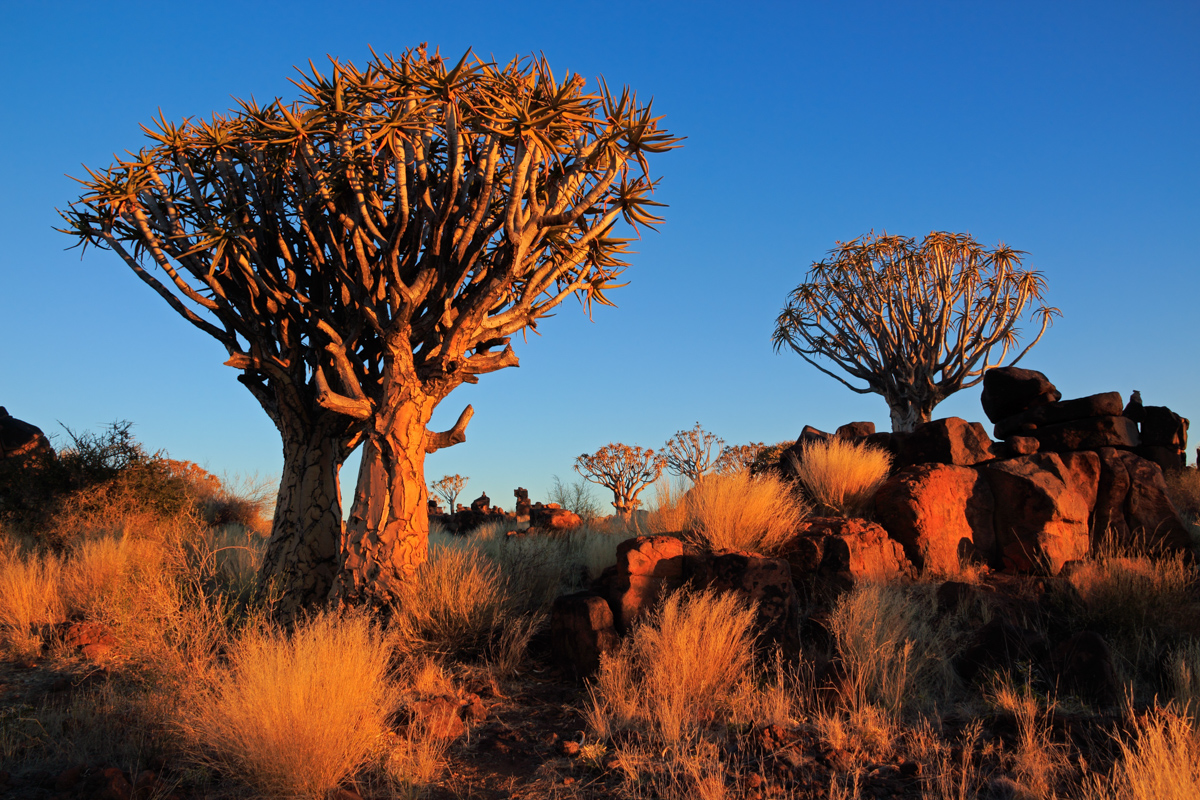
top-left (663, 422), bottom-right (723, 483)
top-left (773, 231), bottom-right (1060, 433)
top-left (575, 443), bottom-right (664, 520)
top-left (713, 442), bottom-right (766, 474)
top-left (429, 474), bottom-right (467, 511)
top-left (61, 45), bottom-right (679, 612)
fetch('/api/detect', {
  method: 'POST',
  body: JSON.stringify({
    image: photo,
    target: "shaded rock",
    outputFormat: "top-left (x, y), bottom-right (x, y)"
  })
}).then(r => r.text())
top-left (836, 421), bottom-right (876, 439)
top-left (798, 425), bottom-right (833, 444)
top-left (63, 622), bottom-right (116, 660)
top-left (0, 407), bottom-right (55, 466)
top-left (874, 465), bottom-right (995, 573)
top-left (981, 367), bottom-right (1061, 424)
top-left (1052, 631), bottom-right (1120, 707)
top-left (409, 696), bottom-right (468, 739)
top-left (1092, 448), bottom-right (1192, 552)
top-left (1140, 406), bottom-right (1189, 449)
top-left (979, 452), bottom-right (1100, 574)
top-left (606, 535), bottom-right (687, 633)
top-left (956, 618), bottom-right (1050, 683)
top-left (532, 506), bottom-right (582, 530)
top-left (1136, 444), bottom-right (1186, 473)
top-left (1007, 435), bottom-right (1040, 456)
top-left (993, 392), bottom-right (1125, 440)
top-left (550, 591), bottom-right (620, 678)
top-left (689, 550), bottom-right (801, 656)
top-left (896, 417), bottom-right (995, 469)
top-left (1033, 415), bottom-right (1139, 452)
top-left (784, 517), bottom-right (911, 583)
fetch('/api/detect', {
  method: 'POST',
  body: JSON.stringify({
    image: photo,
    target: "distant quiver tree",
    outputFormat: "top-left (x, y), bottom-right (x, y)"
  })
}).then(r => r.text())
top-left (429, 474), bottom-right (467, 511)
top-left (773, 231), bottom-right (1059, 432)
top-left (61, 45), bottom-right (680, 614)
top-left (663, 422), bottom-right (723, 483)
top-left (575, 443), bottom-right (664, 520)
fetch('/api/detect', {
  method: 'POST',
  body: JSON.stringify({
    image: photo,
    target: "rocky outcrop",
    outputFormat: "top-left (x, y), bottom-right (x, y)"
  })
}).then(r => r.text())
top-left (550, 591), bottom-right (621, 678)
top-left (605, 535), bottom-right (688, 634)
top-left (0, 407), bottom-right (55, 466)
top-left (981, 367), bottom-right (1061, 423)
top-left (895, 417), bottom-right (995, 469)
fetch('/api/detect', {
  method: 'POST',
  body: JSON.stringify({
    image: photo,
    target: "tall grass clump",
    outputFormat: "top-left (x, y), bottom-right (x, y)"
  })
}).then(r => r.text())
top-left (827, 582), bottom-right (954, 719)
top-left (787, 437), bottom-right (892, 517)
top-left (185, 611), bottom-right (397, 799)
top-left (683, 469), bottom-right (808, 555)
top-left (1168, 639), bottom-right (1200, 715)
top-left (0, 543), bottom-right (64, 659)
top-left (1081, 707), bottom-right (1200, 800)
top-left (588, 588), bottom-right (758, 744)
top-left (641, 477), bottom-right (690, 535)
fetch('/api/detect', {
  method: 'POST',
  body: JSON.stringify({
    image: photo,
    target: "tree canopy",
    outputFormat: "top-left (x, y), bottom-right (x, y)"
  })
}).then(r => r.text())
top-left (773, 231), bottom-right (1059, 432)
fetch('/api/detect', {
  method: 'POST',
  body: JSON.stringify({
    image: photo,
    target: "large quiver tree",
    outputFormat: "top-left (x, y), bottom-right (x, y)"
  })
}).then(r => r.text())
top-left (773, 231), bottom-right (1059, 432)
top-left (62, 46), bottom-right (679, 612)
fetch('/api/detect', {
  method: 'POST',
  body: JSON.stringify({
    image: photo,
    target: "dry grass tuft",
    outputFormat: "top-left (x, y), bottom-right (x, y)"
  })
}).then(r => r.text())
top-left (1081, 706), bottom-right (1200, 800)
top-left (990, 676), bottom-right (1068, 799)
top-left (788, 437), bottom-right (892, 517)
top-left (588, 588), bottom-right (758, 744)
top-left (183, 611), bottom-right (397, 799)
top-left (827, 582), bottom-right (955, 719)
top-left (682, 469), bottom-right (808, 555)
top-left (0, 543), bottom-right (64, 659)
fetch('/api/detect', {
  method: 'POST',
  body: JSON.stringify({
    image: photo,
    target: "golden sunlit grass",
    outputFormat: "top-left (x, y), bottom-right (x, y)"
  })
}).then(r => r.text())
top-left (989, 676), bottom-right (1068, 799)
top-left (0, 541), bottom-right (64, 660)
top-left (183, 611), bottom-right (397, 799)
top-left (827, 581), bottom-right (955, 720)
top-left (787, 437), bottom-right (892, 517)
top-left (1081, 707), bottom-right (1200, 800)
top-left (588, 588), bottom-right (758, 744)
top-left (681, 468), bottom-right (808, 555)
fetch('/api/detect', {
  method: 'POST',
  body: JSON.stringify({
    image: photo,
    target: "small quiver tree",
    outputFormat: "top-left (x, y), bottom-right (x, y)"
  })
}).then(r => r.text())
top-left (61, 46), bottom-right (680, 613)
top-left (575, 443), bottom-right (664, 520)
top-left (713, 442), bottom-right (767, 475)
top-left (663, 422), bottom-right (723, 483)
top-left (773, 231), bottom-right (1059, 433)
top-left (429, 474), bottom-right (467, 512)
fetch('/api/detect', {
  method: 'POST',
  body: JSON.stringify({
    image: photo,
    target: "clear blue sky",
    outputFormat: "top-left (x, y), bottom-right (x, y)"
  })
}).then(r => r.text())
top-left (2, 1), bottom-right (1197, 512)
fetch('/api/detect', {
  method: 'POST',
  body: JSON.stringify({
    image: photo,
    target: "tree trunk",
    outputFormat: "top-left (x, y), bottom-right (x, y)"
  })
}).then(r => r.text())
top-left (259, 418), bottom-right (348, 621)
top-left (333, 394), bottom-right (436, 607)
top-left (888, 397), bottom-right (936, 433)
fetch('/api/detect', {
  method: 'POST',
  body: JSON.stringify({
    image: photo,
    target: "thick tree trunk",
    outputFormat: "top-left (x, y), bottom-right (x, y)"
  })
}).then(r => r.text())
top-left (332, 395), bottom-right (436, 607)
top-left (888, 396), bottom-right (937, 433)
top-left (259, 417), bottom-right (348, 620)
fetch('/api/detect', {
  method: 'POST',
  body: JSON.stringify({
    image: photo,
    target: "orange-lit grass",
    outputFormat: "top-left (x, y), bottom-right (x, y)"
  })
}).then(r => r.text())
top-left (788, 437), bottom-right (892, 517)
top-left (184, 611), bottom-right (397, 799)
top-left (1081, 706), bottom-right (1200, 800)
top-left (682, 469), bottom-right (808, 555)
top-left (588, 588), bottom-right (758, 744)
top-left (0, 542), bottom-right (64, 659)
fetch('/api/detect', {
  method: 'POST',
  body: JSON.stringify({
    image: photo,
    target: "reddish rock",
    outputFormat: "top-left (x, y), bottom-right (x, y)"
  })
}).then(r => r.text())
top-left (550, 592), bottom-right (620, 678)
top-left (874, 465), bottom-right (995, 573)
top-left (896, 417), bottom-right (995, 468)
top-left (798, 425), bottom-right (833, 443)
top-left (836, 421), bottom-right (876, 439)
top-left (63, 622), bottom-right (117, 660)
top-left (979, 452), bottom-right (1100, 573)
top-left (981, 367), bottom-right (1062, 424)
top-left (1007, 435), bottom-right (1040, 456)
top-left (606, 535), bottom-right (687, 633)
top-left (0, 407), bottom-right (55, 465)
top-left (785, 517), bottom-right (912, 583)
top-left (1033, 415), bottom-right (1139, 452)
top-left (532, 506), bottom-right (582, 530)
top-left (1136, 445), bottom-right (1186, 473)
top-left (1092, 448), bottom-right (1192, 552)
top-left (992, 392), bottom-right (1124, 440)
top-left (410, 696), bottom-right (468, 739)
top-left (689, 550), bottom-right (801, 655)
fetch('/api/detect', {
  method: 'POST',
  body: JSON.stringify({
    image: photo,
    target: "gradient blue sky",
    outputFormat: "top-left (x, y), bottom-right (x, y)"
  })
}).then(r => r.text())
top-left (2, 1), bottom-right (1197, 512)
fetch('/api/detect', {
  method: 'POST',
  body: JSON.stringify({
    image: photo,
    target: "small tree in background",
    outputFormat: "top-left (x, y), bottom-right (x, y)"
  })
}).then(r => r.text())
top-left (575, 444), bottom-right (664, 520)
top-left (773, 231), bottom-right (1059, 432)
top-left (429, 474), bottom-right (467, 511)
top-left (663, 423), bottom-right (723, 483)
top-left (713, 442), bottom-right (767, 475)
top-left (548, 475), bottom-right (602, 522)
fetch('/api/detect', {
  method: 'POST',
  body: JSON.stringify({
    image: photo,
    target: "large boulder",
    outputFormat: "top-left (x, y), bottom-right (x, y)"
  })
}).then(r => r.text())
top-left (1137, 406), bottom-right (1189, 471)
top-left (979, 452), bottom-right (1101, 574)
top-left (993, 392), bottom-right (1124, 440)
top-left (1033, 415), bottom-right (1139, 452)
top-left (836, 421), bottom-right (876, 439)
top-left (981, 367), bottom-right (1062, 424)
top-left (688, 550), bottom-right (801, 655)
top-left (896, 417), bottom-right (995, 469)
top-left (605, 535), bottom-right (687, 633)
top-left (874, 464), bottom-right (995, 573)
top-left (783, 517), bottom-right (912, 584)
top-left (1092, 448), bottom-right (1192, 552)
top-left (550, 591), bottom-right (620, 678)
top-left (531, 505), bottom-right (582, 530)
